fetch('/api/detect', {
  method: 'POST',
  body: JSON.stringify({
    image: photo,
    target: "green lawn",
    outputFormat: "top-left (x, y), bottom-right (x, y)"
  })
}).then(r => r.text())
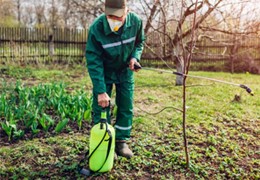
top-left (0, 64), bottom-right (259, 179)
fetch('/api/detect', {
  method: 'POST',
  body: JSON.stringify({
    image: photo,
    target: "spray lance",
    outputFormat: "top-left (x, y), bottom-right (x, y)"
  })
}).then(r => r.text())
top-left (133, 64), bottom-right (254, 96)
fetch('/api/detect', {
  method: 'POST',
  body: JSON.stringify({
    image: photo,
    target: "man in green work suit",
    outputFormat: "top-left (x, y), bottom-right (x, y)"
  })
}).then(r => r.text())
top-left (86, 0), bottom-right (145, 158)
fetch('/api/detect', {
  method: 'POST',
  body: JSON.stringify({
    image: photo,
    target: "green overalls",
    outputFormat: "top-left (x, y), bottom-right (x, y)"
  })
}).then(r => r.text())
top-left (86, 12), bottom-right (145, 141)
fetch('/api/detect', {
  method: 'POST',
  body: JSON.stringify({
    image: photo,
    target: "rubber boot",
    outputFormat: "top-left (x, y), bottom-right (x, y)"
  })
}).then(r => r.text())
top-left (115, 141), bottom-right (133, 159)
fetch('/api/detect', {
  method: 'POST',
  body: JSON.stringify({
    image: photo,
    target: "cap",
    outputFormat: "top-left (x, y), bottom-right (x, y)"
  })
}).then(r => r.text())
top-left (105, 0), bottom-right (127, 17)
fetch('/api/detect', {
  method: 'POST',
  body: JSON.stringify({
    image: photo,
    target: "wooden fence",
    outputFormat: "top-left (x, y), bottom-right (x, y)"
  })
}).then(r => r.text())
top-left (142, 32), bottom-right (260, 73)
top-left (0, 27), bottom-right (259, 72)
top-left (0, 27), bottom-right (87, 64)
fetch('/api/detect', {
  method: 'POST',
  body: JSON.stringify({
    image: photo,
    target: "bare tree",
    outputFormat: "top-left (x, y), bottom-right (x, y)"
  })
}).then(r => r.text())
top-left (48, 0), bottom-right (62, 28)
top-left (139, 0), bottom-right (260, 79)
top-left (198, 0), bottom-right (260, 73)
top-left (60, 0), bottom-right (71, 28)
top-left (34, 1), bottom-right (46, 27)
top-left (22, 6), bottom-right (35, 27)
top-left (69, 0), bottom-right (104, 28)
top-left (0, 0), bottom-right (17, 26)
top-left (13, 0), bottom-right (22, 25)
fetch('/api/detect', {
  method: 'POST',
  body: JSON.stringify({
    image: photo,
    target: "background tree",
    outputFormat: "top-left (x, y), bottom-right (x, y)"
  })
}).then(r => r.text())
top-left (13, 0), bottom-right (22, 25)
top-left (34, 1), bottom-right (47, 28)
top-left (68, 0), bottom-right (104, 28)
top-left (198, 0), bottom-right (260, 73)
top-left (138, 0), bottom-right (260, 84)
top-left (21, 6), bottom-right (34, 27)
top-left (60, 0), bottom-right (72, 28)
top-left (48, 0), bottom-right (62, 28)
top-left (139, 0), bottom-right (225, 85)
top-left (0, 0), bottom-right (18, 26)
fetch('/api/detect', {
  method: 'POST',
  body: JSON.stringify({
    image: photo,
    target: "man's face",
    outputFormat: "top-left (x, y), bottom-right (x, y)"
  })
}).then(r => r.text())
top-left (106, 8), bottom-right (128, 23)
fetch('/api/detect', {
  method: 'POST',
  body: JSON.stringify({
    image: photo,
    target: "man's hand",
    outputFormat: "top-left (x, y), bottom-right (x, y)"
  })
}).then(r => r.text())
top-left (129, 58), bottom-right (141, 72)
top-left (98, 93), bottom-right (110, 108)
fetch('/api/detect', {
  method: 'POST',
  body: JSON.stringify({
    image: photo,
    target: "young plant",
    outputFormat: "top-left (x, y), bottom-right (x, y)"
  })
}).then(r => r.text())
top-left (1, 113), bottom-right (16, 141)
top-left (39, 113), bottom-right (54, 132)
top-left (55, 116), bottom-right (69, 133)
top-left (1, 121), bottom-right (14, 141)
top-left (29, 116), bottom-right (40, 135)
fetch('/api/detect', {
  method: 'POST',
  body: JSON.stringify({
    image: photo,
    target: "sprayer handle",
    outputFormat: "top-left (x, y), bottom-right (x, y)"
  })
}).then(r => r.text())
top-left (134, 63), bottom-right (142, 70)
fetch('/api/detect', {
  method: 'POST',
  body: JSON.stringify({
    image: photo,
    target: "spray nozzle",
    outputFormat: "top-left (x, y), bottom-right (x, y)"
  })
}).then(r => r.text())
top-left (240, 84), bottom-right (254, 96)
top-left (80, 168), bottom-right (92, 176)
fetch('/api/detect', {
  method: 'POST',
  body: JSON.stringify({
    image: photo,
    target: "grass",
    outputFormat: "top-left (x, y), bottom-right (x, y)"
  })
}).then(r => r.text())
top-left (0, 64), bottom-right (259, 179)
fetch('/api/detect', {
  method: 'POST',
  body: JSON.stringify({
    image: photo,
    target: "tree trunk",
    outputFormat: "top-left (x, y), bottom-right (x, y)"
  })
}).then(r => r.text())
top-left (175, 56), bottom-right (184, 85)
top-left (173, 40), bottom-right (185, 86)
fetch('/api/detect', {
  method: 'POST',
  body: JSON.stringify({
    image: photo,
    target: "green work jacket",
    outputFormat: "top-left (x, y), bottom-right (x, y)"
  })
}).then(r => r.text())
top-left (86, 12), bottom-right (145, 94)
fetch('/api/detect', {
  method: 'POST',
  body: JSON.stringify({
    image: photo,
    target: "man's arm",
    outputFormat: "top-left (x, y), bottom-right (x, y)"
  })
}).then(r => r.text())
top-left (86, 30), bottom-right (111, 107)
top-left (86, 29), bottom-right (106, 94)
top-left (131, 18), bottom-right (146, 62)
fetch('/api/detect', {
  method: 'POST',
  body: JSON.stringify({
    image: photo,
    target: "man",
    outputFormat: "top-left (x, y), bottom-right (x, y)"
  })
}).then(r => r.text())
top-left (86, 0), bottom-right (145, 159)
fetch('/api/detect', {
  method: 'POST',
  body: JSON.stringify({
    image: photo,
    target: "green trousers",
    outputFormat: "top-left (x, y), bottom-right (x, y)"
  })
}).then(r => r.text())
top-left (92, 81), bottom-right (134, 141)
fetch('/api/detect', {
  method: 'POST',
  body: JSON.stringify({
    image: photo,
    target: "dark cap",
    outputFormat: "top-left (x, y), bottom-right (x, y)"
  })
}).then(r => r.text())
top-left (105, 0), bottom-right (127, 17)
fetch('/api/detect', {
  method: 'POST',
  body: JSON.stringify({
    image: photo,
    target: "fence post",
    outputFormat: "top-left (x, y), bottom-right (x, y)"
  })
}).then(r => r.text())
top-left (48, 32), bottom-right (54, 57)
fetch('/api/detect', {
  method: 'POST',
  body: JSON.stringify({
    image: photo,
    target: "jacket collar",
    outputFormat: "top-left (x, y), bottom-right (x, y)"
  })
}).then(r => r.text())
top-left (103, 12), bottom-right (131, 36)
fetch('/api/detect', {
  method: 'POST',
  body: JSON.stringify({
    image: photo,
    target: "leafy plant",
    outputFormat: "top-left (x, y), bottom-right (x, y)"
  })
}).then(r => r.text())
top-left (55, 118), bottom-right (69, 133)
top-left (0, 81), bottom-right (92, 140)
top-left (39, 113), bottom-right (54, 132)
top-left (1, 120), bottom-right (15, 141)
top-left (1, 113), bottom-right (24, 141)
